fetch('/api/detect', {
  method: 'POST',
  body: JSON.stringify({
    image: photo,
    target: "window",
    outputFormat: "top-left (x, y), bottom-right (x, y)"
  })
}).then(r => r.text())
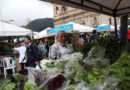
top-left (109, 18), bottom-right (112, 25)
top-left (62, 6), bottom-right (67, 13)
top-left (94, 17), bottom-right (97, 24)
top-left (56, 7), bottom-right (59, 14)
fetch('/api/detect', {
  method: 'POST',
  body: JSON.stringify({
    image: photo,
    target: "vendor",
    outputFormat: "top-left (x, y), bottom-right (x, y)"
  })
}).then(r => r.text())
top-left (14, 42), bottom-right (26, 75)
top-left (49, 30), bottom-right (73, 60)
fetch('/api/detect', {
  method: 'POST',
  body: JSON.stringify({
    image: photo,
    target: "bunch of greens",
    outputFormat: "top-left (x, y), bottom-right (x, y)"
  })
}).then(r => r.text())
top-left (74, 40), bottom-right (96, 58)
top-left (96, 36), bottom-right (121, 64)
top-left (45, 61), bottom-right (55, 68)
top-left (86, 68), bottom-right (106, 85)
top-left (69, 64), bottom-right (87, 83)
top-left (75, 36), bottom-right (121, 64)
top-left (55, 60), bottom-right (68, 70)
top-left (109, 45), bottom-right (130, 90)
top-left (0, 73), bottom-right (26, 90)
top-left (66, 84), bottom-right (77, 90)
top-left (84, 45), bottom-right (109, 70)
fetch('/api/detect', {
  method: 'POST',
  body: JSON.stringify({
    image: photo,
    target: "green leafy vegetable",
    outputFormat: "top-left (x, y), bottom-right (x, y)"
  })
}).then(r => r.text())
top-left (45, 62), bottom-right (55, 68)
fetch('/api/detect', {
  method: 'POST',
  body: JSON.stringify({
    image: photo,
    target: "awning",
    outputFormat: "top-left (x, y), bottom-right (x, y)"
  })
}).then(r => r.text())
top-left (41, 0), bottom-right (130, 17)
top-left (0, 21), bottom-right (31, 37)
top-left (46, 22), bottom-right (93, 35)
top-left (67, 22), bottom-right (94, 32)
top-left (46, 24), bottom-right (73, 35)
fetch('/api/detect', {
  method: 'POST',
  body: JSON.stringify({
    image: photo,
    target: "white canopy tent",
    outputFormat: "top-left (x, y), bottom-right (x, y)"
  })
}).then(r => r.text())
top-left (0, 21), bottom-right (31, 37)
top-left (99, 24), bottom-right (109, 26)
top-left (39, 27), bottom-right (51, 38)
top-left (33, 27), bottom-right (51, 39)
top-left (33, 32), bottom-right (40, 39)
top-left (67, 22), bottom-right (94, 32)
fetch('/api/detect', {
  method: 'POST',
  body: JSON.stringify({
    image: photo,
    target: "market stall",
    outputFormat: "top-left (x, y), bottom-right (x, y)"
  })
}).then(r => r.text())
top-left (0, 0), bottom-right (130, 89)
top-left (1, 35), bottom-right (130, 90)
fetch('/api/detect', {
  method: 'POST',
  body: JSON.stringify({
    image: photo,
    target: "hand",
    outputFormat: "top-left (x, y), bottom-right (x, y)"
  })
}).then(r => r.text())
top-left (35, 61), bottom-right (39, 65)
top-left (21, 60), bottom-right (24, 63)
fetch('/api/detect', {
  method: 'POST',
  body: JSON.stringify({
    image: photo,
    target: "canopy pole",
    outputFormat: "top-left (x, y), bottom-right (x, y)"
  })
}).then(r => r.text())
top-left (120, 15), bottom-right (128, 45)
top-left (114, 16), bottom-right (118, 38)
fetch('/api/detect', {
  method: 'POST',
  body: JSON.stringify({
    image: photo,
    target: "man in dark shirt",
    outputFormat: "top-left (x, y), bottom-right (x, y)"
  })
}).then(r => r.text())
top-left (90, 30), bottom-right (99, 41)
top-left (25, 36), bottom-right (40, 67)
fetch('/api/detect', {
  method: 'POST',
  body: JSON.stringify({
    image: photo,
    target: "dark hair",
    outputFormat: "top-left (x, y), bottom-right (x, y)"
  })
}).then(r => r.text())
top-left (93, 30), bottom-right (97, 34)
top-left (25, 36), bottom-right (31, 41)
top-left (98, 32), bottom-right (101, 35)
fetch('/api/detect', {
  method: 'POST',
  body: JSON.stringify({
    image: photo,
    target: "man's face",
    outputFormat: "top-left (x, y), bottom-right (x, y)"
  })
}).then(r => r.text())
top-left (25, 38), bottom-right (30, 45)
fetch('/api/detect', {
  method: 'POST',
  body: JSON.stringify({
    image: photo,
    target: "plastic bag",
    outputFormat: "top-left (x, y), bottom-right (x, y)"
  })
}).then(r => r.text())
top-left (83, 46), bottom-right (110, 70)
top-left (27, 67), bottom-right (49, 88)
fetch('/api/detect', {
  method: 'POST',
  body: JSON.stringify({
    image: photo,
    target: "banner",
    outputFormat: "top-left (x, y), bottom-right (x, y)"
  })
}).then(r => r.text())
top-left (46, 24), bottom-right (73, 35)
top-left (94, 25), bottom-right (111, 31)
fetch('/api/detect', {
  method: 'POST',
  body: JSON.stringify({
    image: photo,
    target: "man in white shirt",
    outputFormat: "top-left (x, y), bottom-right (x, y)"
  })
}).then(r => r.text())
top-left (14, 43), bottom-right (26, 75)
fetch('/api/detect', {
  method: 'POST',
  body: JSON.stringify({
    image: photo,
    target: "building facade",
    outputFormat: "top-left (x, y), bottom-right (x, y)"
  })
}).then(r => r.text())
top-left (53, 4), bottom-right (120, 28)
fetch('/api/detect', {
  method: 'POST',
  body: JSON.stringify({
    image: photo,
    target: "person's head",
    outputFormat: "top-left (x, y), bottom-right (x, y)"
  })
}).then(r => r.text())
top-left (98, 32), bottom-right (101, 35)
top-left (25, 36), bottom-right (31, 45)
top-left (39, 39), bottom-right (43, 44)
top-left (86, 33), bottom-right (89, 38)
top-left (93, 30), bottom-right (97, 34)
top-left (55, 30), bottom-right (66, 45)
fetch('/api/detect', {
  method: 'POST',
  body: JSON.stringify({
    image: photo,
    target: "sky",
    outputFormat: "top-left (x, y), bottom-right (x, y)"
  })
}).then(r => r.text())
top-left (0, 0), bottom-right (54, 26)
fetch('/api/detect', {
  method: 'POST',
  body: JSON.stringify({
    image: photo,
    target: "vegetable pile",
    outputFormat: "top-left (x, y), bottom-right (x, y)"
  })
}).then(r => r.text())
top-left (0, 73), bottom-right (26, 90)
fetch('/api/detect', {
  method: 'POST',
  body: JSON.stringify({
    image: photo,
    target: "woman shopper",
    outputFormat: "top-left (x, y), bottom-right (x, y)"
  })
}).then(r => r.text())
top-left (49, 30), bottom-right (73, 60)
top-left (38, 39), bottom-right (47, 59)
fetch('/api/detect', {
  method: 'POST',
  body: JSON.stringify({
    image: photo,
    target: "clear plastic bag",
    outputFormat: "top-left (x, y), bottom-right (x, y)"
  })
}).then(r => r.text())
top-left (83, 46), bottom-right (110, 70)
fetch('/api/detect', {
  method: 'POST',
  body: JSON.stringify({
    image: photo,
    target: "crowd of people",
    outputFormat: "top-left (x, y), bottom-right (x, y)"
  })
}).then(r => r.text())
top-left (14, 29), bottom-right (121, 75)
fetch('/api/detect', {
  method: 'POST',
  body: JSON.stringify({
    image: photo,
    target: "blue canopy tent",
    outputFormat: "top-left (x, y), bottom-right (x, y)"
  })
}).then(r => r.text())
top-left (94, 25), bottom-right (111, 31)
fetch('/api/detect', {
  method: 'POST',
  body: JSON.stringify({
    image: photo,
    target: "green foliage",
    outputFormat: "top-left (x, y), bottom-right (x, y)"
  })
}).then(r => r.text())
top-left (86, 68), bottom-right (104, 85)
top-left (96, 36), bottom-right (121, 64)
top-left (66, 84), bottom-right (77, 90)
top-left (4, 83), bottom-right (16, 90)
top-left (0, 79), bottom-right (11, 90)
top-left (109, 45), bottom-right (130, 90)
top-left (45, 62), bottom-right (55, 68)
top-left (24, 82), bottom-right (40, 90)
top-left (0, 73), bottom-right (27, 90)
top-left (74, 40), bottom-right (96, 58)
top-left (55, 60), bottom-right (68, 70)
top-left (70, 64), bottom-right (87, 83)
